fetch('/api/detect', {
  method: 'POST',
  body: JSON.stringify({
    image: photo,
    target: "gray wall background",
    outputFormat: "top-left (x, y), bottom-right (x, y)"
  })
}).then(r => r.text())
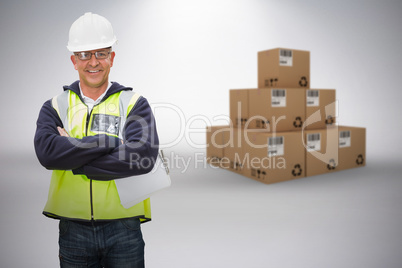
top-left (1, 0), bottom-right (401, 267)
top-left (1, 0), bottom-right (401, 157)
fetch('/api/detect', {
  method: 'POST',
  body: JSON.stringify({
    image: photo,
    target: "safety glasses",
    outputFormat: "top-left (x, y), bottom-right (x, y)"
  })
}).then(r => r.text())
top-left (74, 50), bottom-right (111, 60)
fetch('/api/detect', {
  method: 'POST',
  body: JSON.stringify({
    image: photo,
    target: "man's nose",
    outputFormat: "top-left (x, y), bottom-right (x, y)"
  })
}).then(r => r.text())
top-left (88, 54), bottom-right (99, 66)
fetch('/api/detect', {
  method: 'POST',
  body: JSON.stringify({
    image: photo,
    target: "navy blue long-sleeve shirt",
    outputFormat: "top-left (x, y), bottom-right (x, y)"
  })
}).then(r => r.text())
top-left (34, 81), bottom-right (159, 180)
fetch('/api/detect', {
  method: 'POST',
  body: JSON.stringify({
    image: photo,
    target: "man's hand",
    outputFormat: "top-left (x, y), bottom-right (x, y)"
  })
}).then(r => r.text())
top-left (57, 126), bottom-right (70, 137)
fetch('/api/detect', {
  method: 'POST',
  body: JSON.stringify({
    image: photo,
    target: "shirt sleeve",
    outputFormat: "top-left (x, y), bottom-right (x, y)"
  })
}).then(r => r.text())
top-left (72, 97), bottom-right (159, 180)
top-left (34, 100), bottom-right (122, 170)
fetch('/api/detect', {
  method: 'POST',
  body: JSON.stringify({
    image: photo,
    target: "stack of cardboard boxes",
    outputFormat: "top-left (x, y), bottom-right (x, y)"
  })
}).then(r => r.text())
top-left (206, 48), bottom-right (366, 184)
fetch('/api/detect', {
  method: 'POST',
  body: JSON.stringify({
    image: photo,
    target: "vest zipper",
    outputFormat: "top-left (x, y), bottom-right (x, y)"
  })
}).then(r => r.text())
top-left (85, 102), bottom-right (102, 222)
top-left (85, 107), bottom-right (95, 221)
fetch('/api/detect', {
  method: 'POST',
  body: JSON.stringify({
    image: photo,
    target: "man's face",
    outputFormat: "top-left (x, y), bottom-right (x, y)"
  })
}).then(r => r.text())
top-left (71, 48), bottom-right (115, 89)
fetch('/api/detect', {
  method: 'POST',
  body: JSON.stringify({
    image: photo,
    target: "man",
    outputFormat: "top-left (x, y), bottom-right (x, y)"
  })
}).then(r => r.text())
top-left (34, 12), bottom-right (158, 267)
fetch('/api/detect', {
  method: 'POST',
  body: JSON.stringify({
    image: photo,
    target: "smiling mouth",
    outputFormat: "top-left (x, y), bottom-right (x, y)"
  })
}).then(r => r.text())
top-left (87, 70), bottom-right (101, 73)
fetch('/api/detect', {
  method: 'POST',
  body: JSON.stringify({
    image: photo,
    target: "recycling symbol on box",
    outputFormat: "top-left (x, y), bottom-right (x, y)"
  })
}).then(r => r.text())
top-left (299, 76), bottom-right (308, 87)
top-left (327, 159), bottom-right (337, 170)
top-left (325, 116), bottom-right (334, 125)
top-left (356, 154), bottom-right (364, 165)
top-left (292, 164), bottom-right (302, 176)
top-left (293, 116), bottom-right (303, 128)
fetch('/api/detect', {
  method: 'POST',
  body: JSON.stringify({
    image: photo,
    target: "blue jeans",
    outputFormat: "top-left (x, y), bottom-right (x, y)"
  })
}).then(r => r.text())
top-left (58, 218), bottom-right (145, 268)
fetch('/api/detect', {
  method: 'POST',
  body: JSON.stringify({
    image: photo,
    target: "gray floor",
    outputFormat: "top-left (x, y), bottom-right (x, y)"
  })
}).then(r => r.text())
top-left (1, 149), bottom-right (401, 267)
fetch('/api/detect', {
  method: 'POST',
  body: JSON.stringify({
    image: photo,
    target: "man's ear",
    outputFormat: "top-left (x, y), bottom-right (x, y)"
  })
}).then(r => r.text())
top-left (110, 51), bottom-right (116, 67)
top-left (70, 55), bottom-right (78, 70)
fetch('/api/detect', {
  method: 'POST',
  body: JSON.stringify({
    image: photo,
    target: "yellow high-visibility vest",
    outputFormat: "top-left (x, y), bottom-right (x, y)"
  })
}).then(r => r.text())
top-left (43, 89), bottom-right (151, 222)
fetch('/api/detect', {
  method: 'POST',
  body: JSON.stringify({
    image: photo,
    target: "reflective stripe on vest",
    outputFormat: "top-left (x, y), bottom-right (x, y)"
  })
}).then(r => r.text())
top-left (44, 90), bottom-right (151, 222)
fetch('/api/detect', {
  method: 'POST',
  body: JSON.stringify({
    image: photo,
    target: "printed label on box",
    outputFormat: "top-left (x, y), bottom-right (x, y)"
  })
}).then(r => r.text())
top-left (279, 49), bottom-right (293, 66)
top-left (268, 136), bottom-right (284, 157)
top-left (271, 89), bottom-right (286, 107)
top-left (306, 133), bottom-right (321, 152)
top-left (307, 90), bottom-right (319, 107)
top-left (339, 130), bottom-right (351, 148)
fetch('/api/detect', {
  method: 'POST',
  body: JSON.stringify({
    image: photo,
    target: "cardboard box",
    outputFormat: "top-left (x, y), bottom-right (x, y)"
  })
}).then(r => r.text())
top-left (242, 130), bottom-right (305, 184)
top-left (222, 127), bottom-right (246, 174)
top-left (337, 126), bottom-right (366, 171)
top-left (304, 125), bottom-right (366, 176)
top-left (230, 89), bottom-right (249, 128)
top-left (304, 126), bottom-right (339, 177)
top-left (258, 48), bottom-right (310, 89)
top-left (305, 89), bottom-right (337, 130)
top-left (207, 126), bottom-right (366, 183)
top-left (206, 125), bottom-right (230, 167)
top-left (248, 88), bottom-right (306, 132)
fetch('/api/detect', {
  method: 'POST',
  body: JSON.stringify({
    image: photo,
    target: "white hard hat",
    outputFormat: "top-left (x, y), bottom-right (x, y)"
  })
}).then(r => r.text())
top-left (67, 12), bottom-right (117, 52)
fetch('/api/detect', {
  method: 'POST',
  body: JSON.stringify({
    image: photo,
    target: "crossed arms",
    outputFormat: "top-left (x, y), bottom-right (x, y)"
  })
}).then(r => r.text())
top-left (34, 97), bottom-right (159, 180)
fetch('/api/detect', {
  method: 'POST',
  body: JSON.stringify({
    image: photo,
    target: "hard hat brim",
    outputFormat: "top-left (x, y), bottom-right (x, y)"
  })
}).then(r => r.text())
top-left (67, 38), bottom-right (117, 52)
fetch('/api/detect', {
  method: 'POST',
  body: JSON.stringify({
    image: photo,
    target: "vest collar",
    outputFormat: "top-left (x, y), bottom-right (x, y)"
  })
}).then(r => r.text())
top-left (63, 80), bottom-right (133, 101)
